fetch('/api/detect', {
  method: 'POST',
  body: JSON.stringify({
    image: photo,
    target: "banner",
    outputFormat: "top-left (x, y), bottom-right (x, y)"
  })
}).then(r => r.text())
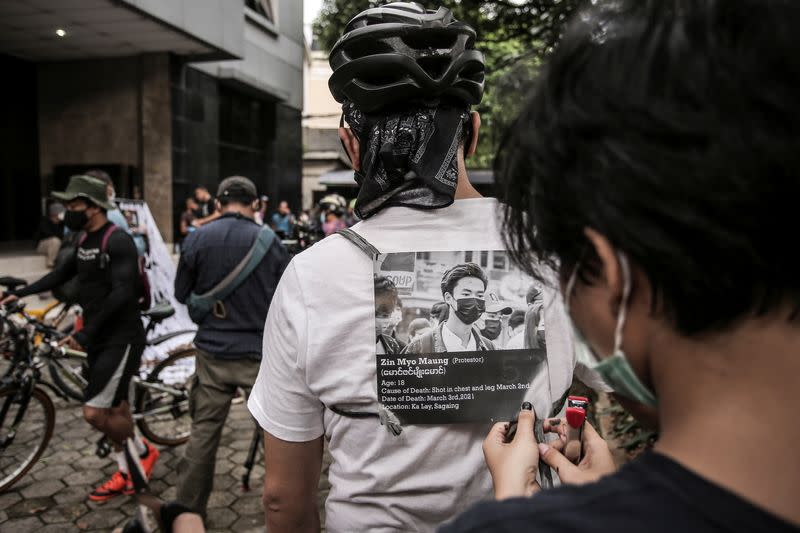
top-left (117, 200), bottom-right (196, 375)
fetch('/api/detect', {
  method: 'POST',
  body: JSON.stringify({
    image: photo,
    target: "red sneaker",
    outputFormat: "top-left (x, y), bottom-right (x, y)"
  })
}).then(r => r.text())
top-left (123, 439), bottom-right (160, 495)
top-left (89, 471), bottom-right (129, 502)
top-left (140, 439), bottom-right (160, 479)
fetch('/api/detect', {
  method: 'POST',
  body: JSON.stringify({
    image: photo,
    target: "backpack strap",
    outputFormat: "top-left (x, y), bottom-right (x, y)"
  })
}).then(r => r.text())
top-left (100, 224), bottom-right (119, 253)
top-left (336, 228), bottom-right (380, 257)
top-left (330, 228), bottom-right (402, 436)
top-left (210, 225), bottom-right (275, 303)
top-left (187, 225), bottom-right (276, 319)
top-left (76, 224), bottom-right (119, 250)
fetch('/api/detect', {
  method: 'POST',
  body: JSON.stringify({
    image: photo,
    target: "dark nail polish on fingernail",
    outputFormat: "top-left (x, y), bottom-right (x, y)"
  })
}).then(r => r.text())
top-left (521, 402), bottom-right (532, 411)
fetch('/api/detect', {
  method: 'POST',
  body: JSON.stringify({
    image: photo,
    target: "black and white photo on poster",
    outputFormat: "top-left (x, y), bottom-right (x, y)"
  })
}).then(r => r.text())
top-left (373, 250), bottom-right (549, 424)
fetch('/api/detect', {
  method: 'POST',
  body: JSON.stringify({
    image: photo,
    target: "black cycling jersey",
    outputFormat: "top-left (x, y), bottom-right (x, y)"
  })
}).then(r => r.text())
top-left (15, 221), bottom-right (145, 349)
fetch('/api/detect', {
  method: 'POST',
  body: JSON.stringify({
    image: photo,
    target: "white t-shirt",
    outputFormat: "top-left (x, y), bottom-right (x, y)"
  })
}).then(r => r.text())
top-left (441, 323), bottom-right (477, 351)
top-left (248, 198), bottom-right (576, 533)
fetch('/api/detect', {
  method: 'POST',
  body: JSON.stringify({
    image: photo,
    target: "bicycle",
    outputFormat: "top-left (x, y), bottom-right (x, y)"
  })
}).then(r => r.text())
top-left (0, 301), bottom-right (197, 492)
top-left (0, 276), bottom-right (75, 359)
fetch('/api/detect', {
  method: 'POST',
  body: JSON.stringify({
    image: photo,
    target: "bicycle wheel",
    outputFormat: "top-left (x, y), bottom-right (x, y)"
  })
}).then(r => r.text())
top-left (135, 346), bottom-right (196, 446)
top-left (0, 385), bottom-right (55, 492)
top-left (47, 352), bottom-right (88, 402)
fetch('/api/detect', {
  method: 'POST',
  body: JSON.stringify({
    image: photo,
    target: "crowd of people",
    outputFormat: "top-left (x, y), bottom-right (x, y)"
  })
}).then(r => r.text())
top-left (177, 187), bottom-right (359, 254)
top-left (3, 1), bottom-right (799, 532)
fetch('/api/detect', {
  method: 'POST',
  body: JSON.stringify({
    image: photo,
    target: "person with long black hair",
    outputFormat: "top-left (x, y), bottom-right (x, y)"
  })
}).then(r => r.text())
top-left (443, 1), bottom-right (800, 532)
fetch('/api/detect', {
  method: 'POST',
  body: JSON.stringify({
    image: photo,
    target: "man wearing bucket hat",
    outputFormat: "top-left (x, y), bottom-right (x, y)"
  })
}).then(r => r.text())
top-left (1, 174), bottom-right (159, 502)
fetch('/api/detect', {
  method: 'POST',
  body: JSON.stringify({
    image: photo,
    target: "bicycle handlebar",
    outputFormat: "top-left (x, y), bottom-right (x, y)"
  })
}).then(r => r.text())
top-left (60, 345), bottom-right (87, 358)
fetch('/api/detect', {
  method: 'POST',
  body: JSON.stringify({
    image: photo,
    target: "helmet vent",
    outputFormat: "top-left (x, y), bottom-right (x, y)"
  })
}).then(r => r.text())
top-left (400, 31), bottom-right (458, 51)
top-left (360, 71), bottom-right (405, 87)
top-left (345, 40), bottom-right (397, 60)
top-left (460, 63), bottom-right (485, 83)
top-left (417, 56), bottom-right (452, 79)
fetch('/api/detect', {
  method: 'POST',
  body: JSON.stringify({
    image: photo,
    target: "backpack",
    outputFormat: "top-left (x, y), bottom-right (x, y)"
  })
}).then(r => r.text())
top-left (78, 224), bottom-right (152, 310)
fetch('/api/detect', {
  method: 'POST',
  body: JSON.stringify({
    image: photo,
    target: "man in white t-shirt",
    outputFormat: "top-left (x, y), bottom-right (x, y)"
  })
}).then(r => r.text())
top-left (247, 3), bottom-right (576, 532)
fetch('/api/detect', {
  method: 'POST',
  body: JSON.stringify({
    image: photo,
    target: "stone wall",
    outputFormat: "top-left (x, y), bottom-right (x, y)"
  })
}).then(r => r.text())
top-left (37, 57), bottom-right (140, 184)
top-left (141, 54), bottom-right (174, 242)
top-left (37, 54), bottom-right (174, 241)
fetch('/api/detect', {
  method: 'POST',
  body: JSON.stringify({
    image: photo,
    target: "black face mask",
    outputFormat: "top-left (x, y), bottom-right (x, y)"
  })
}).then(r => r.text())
top-left (451, 297), bottom-right (485, 325)
top-left (481, 319), bottom-right (502, 340)
top-left (64, 209), bottom-right (89, 231)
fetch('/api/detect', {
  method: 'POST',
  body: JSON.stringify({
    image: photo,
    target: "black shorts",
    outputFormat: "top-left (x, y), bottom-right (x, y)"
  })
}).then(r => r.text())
top-left (84, 343), bottom-right (144, 408)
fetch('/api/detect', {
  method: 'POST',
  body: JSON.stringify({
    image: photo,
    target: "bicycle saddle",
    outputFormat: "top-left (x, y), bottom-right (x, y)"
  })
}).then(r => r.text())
top-left (0, 276), bottom-right (27, 292)
top-left (141, 302), bottom-right (175, 323)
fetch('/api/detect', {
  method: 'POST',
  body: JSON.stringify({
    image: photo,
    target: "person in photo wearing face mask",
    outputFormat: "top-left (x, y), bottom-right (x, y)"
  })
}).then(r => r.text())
top-left (442, 1), bottom-right (800, 532)
top-left (0, 174), bottom-right (159, 502)
top-left (407, 317), bottom-right (432, 344)
top-left (375, 276), bottom-right (404, 355)
top-left (404, 263), bottom-right (496, 354)
top-left (429, 301), bottom-right (450, 330)
top-left (480, 292), bottom-right (513, 348)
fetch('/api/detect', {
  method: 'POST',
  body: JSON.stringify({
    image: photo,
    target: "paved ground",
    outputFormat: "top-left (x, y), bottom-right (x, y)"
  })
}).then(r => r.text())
top-left (0, 393), bottom-right (295, 532)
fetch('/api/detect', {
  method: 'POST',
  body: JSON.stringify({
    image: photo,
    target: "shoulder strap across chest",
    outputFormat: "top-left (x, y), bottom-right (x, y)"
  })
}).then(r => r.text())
top-left (77, 224), bottom-right (119, 251)
top-left (336, 228), bottom-right (380, 257)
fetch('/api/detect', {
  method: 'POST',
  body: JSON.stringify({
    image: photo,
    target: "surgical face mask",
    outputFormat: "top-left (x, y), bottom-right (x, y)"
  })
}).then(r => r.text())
top-left (450, 297), bottom-right (485, 325)
top-left (64, 209), bottom-right (89, 231)
top-left (564, 254), bottom-right (658, 407)
top-left (481, 318), bottom-right (502, 340)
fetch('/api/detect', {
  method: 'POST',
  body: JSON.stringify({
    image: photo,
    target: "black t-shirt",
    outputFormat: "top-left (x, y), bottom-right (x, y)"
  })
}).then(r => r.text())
top-left (16, 222), bottom-right (145, 349)
top-left (440, 452), bottom-right (798, 533)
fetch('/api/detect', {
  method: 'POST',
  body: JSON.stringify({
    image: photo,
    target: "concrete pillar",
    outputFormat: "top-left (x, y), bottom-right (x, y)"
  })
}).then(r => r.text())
top-left (140, 53), bottom-right (173, 243)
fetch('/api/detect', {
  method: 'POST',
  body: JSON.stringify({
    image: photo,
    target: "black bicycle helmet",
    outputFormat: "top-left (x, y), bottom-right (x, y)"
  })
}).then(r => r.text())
top-left (328, 2), bottom-right (485, 113)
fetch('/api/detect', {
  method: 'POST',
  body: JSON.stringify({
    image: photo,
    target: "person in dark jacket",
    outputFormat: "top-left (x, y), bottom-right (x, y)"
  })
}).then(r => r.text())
top-left (35, 202), bottom-right (65, 268)
top-left (174, 175), bottom-right (289, 516)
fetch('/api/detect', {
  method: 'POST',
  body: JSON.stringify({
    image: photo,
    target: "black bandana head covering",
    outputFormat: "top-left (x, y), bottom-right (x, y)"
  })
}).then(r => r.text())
top-left (343, 99), bottom-right (471, 219)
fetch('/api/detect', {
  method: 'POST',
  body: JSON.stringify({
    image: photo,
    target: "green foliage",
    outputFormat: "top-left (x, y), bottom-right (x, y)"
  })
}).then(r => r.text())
top-left (313, 0), bottom-right (585, 168)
